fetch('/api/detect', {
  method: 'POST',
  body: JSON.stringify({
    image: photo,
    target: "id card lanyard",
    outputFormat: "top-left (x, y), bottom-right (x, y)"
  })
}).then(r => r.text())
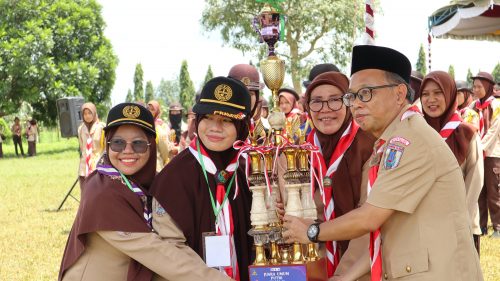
top-left (196, 139), bottom-right (237, 225)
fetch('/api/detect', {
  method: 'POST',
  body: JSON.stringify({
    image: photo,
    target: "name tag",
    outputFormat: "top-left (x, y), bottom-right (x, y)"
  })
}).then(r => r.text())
top-left (203, 232), bottom-right (231, 268)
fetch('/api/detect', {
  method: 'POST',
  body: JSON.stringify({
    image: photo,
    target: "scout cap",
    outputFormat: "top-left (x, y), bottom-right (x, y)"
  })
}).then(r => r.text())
top-left (456, 80), bottom-right (472, 93)
top-left (277, 87), bottom-right (300, 101)
top-left (471, 71), bottom-right (495, 85)
top-left (104, 102), bottom-right (156, 135)
top-left (193, 76), bottom-right (251, 120)
top-left (351, 45), bottom-right (412, 83)
top-left (228, 64), bottom-right (264, 91)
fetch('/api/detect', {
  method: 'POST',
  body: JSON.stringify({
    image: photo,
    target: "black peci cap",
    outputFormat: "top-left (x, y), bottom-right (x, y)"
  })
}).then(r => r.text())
top-left (104, 103), bottom-right (156, 135)
top-left (351, 45), bottom-right (412, 83)
top-left (193, 76), bottom-right (251, 120)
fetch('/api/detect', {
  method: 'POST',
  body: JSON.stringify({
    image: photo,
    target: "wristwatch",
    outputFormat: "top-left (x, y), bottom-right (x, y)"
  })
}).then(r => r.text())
top-left (307, 222), bottom-right (321, 243)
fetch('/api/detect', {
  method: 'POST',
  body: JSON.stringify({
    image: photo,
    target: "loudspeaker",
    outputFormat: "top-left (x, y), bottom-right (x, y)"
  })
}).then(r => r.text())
top-left (57, 97), bottom-right (84, 138)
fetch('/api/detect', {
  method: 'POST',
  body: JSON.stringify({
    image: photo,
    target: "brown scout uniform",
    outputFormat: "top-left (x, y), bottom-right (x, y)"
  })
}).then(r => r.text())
top-left (367, 105), bottom-right (483, 280)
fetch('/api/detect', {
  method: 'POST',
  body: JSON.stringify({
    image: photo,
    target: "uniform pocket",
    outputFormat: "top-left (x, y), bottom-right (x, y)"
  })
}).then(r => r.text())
top-left (389, 248), bottom-right (429, 278)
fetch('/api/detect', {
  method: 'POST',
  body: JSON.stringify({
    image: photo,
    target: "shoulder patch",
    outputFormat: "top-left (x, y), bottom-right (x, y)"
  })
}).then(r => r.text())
top-left (389, 136), bottom-right (410, 146)
top-left (383, 144), bottom-right (405, 170)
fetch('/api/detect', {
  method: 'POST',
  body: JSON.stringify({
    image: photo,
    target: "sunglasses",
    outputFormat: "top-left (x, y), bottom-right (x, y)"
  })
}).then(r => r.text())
top-left (107, 139), bottom-right (150, 153)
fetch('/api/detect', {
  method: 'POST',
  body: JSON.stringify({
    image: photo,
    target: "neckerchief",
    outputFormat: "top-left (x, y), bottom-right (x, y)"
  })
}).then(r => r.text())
top-left (188, 138), bottom-right (240, 280)
top-left (439, 111), bottom-right (462, 140)
top-left (85, 131), bottom-right (94, 176)
top-left (95, 164), bottom-right (152, 228)
top-left (475, 96), bottom-right (494, 138)
top-left (307, 119), bottom-right (359, 277)
top-left (368, 106), bottom-right (420, 281)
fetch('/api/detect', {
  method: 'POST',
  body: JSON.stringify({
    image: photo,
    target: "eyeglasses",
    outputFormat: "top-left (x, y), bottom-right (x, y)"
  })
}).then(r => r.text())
top-left (308, 97), bottom-right (343, 112)
top-left (342, 84), bottom-right (399, 107)
top-left (107, 139), bottom-right (150, 153)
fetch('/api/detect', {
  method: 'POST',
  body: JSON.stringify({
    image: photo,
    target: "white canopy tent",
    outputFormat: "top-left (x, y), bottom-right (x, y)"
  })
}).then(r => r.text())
top-left (429, 0), bottom-right (500, 41)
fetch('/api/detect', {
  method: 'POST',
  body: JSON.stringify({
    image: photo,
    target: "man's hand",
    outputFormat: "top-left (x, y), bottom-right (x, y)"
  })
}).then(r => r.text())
top-left (282, 215), bottom-right (313, 244)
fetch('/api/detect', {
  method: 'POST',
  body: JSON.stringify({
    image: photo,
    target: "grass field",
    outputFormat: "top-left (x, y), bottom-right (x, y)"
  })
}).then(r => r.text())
top-left (0, 131), bottom-right (499, 280)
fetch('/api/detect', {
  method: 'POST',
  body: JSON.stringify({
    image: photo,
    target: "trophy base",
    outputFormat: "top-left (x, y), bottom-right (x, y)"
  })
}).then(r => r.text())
top-left (249, 257), bottom-right (327, 281)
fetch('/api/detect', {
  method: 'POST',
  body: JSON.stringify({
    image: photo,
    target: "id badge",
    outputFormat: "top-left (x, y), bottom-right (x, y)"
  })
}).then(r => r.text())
top-left (202, 232), bottom-right (231, 268)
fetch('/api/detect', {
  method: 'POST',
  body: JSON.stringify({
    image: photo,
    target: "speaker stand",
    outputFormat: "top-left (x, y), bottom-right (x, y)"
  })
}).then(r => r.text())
top-left (57, 177), bottom-right (80, 211)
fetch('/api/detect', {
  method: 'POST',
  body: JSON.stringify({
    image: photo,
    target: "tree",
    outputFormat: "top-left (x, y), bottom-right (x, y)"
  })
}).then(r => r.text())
top-left (201, 0), bottom-right (366, 93)
top-left (133, 63), bottom-right (144, 102)
top-left (145, 81), bottom-right (154, 102)
top-left (203, 65), bottom-right (214, 86)
top-left (179, 60), bottom-right (195, 111)
top-left (448, 65), bottom-right (455, 79)
top-left (156, 78), bottom-right (179, 105)
top-left (467, 68), bottom-right (474, 85)
top-left (0, 0), bottom-right (118, 124)
top-left (493, 62), bottom-right (500, 83)
top-left (125, 89), bottom-right (133, 102)
top-left (416, 44), bottom-right (427, 76)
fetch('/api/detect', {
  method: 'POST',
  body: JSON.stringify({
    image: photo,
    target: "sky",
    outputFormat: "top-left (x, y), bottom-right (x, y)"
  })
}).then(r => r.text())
top-left (98, 0), bottom-right (499, 105)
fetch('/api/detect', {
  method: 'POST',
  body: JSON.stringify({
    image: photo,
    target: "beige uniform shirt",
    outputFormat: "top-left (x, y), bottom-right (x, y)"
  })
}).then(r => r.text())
top-left (461, 108), bottom-right (480, 130)
top-left (460, 134), bottom-right (483, 235)
top-left (367, 105), bottom-right (483, 280)
top-left (78, 122), bottom-right (105, 177)
top-left (151, 198), bottom-right (233, 281)
top-left (481, 98), bottom-right (500, 157)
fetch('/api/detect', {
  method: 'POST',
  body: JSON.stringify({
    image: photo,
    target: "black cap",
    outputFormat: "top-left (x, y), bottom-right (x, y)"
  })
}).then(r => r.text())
top-left (303, 63), bottom-right (340, 88)
top-left (105, 103), bottom-right (156, 135)
top-left (456, 80), bottom-right (472, 92)
top-left (193, 76), bottom-right (251, 120)
top-left (351, 45), bottom-right (412, 83)
top-left (278, 87), bottom-right (300, 101)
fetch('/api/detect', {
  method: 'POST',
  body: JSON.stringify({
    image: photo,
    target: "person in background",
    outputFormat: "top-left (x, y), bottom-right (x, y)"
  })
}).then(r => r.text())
top-left (456, 80), bottom-right (479, 129)
top-left (147, 100), bottom-right (173, 171)
top-left (151, 77), bottom-right (254, 281)
top-left (168, 102), bottom-right (185, 145)
top-left (0, 122), bottom-right (4, 158)
top-left (303, 63), bottom-right (341, 89)
top-left (278, 88), bottom-right (302, 119)
top-left (471, 71), bottom-right (500, 238)
top-left (78, 103), bottom-right (105, 190)
top-left (11, 117), bottom-right (24, 157)
top-left (409, 70), bottom-right (424, 111)
top-left (179, 107), bottom-right (196, 151)
top-left (59, 102), bottom-right (231, 281)
top-left (26, 118), bottom-right (38, 157)
top-left (261, 98), bottom-right (269, 119)
top-left (420, 71), bottom-right (483, 254)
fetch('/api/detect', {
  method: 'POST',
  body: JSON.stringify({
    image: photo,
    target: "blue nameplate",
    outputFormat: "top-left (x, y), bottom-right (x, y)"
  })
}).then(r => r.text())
top-left (249, 265), bottom-right (307, 281)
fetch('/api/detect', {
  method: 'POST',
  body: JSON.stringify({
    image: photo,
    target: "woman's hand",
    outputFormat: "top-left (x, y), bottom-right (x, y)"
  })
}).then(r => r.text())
top-left (282, 215), bottom-right (314, 244)
top-left (275, 197), bottom-right (285, 220)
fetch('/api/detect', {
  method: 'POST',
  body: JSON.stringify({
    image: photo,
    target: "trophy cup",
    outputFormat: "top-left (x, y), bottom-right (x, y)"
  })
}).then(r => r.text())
top-left (248, 3), bottom-right (326, 281)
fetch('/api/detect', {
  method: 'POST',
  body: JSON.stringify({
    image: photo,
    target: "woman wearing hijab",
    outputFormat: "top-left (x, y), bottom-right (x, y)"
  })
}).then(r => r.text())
top-left (26, 118), bottom-right (38, 156)
top-left (147, 100), bottom-right (174, 171)
top-left (304, 71), bottom-right (375, 280)
top-left (420, 71), bottom-right (483, 252)
top-left (471, 72), bottom-right (500, 238)
top-left (78, 103), bottom-right (105, 189)
top-left (151, 77), bottom-right (253, 281)
top-left (59, 103), bottom-right (231, 281)
top-left (456, 80), bottom-right (479, 129)
top-left (278, 87), bottom-right (302, 119)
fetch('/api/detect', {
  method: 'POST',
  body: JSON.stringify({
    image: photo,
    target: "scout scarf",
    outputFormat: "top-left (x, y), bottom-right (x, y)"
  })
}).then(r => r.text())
top-left (368, 106), bottom-right (420, 281)
top-left (475, 96), bottom-right (494, 138)
top-left (96, 163), bottom-right (152, 228)
top-left (188, 137), bottom-right (240, 280)
top-left (439, 112), bottom-right (462, 140)
top-left (308, 119), bottom-right (359, 277)
top-left (85, 132), bottom-right (94, 176)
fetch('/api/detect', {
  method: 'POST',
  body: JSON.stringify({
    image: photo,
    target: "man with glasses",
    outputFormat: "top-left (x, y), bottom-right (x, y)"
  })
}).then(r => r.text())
top-left (283, 45), bottom-right (483, 280)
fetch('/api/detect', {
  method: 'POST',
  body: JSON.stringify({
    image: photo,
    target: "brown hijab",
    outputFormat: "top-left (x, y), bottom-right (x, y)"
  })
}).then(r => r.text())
top-left (150, 113), bottom-right (253, 281)
top-left (421, 71), bottom-right (476, 165)
top-left (305, 71), bottom-right (376, 254)
top-left (81, 102), bottom-right (99, 131)
top-left (147, 100), bottom-right (164, 126)
top-left (59, 126), bottom-right (157, 281)
top-left (475, 75), bottom-right (496, 133)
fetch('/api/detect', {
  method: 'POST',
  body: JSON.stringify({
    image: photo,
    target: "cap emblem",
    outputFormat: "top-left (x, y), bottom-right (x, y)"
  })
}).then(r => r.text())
top-left (241, 77), bottom-right (251, 86)
top-left (123, 105), bottom-right (141, 119)
top-left (214, 84), bottom-right (233, 102)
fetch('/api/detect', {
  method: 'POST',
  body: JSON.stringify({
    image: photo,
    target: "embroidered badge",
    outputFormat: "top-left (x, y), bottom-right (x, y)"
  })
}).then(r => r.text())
top-left (122, 105), bottom-right (140, 119)
top-left (241, 77), bottom-right (251, 86)
top-left (216, 170), bottom-right (230, 184)
top-left (389, 136), bottom-right (410, 146)
top-left (155, 204), bottom-right (166, 216)
top-left (384, 144), bottom-right (404, 170)
top-left (214, 84), bottom-right (233, 102)
top-left (323, 176), bottom-right (332, 187)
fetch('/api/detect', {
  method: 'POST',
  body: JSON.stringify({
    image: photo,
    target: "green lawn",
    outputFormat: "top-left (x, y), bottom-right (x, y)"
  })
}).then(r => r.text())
top-left (0, 134), bottom-right (499, 280)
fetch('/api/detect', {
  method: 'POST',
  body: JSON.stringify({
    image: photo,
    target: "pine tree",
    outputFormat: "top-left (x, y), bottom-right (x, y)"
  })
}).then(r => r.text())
top-left (125, 89), bottom-right (133, 102)
top-left (179, 60), bottom-right (196, 111)
top-left (203, 65), bottom-right (214, 86)
top-left (416, 44), bottom-right (427, 75)
top-left (467, 68), bottom-right (474, 86)
top-left (133, 63), bottom-right (144, 102)
top-left (448, 65), bottom-right (455, 79)
top-left (493, 62), bottom-right (500, 83)
top-left (145, 81), bottom-right (154, 102)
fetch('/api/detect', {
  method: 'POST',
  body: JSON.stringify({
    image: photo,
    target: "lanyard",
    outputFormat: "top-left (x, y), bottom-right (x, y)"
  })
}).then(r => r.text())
top-left (196, 139), bottom-right (236, 223)
top-left (119, 172), bottom-right (135, 192)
